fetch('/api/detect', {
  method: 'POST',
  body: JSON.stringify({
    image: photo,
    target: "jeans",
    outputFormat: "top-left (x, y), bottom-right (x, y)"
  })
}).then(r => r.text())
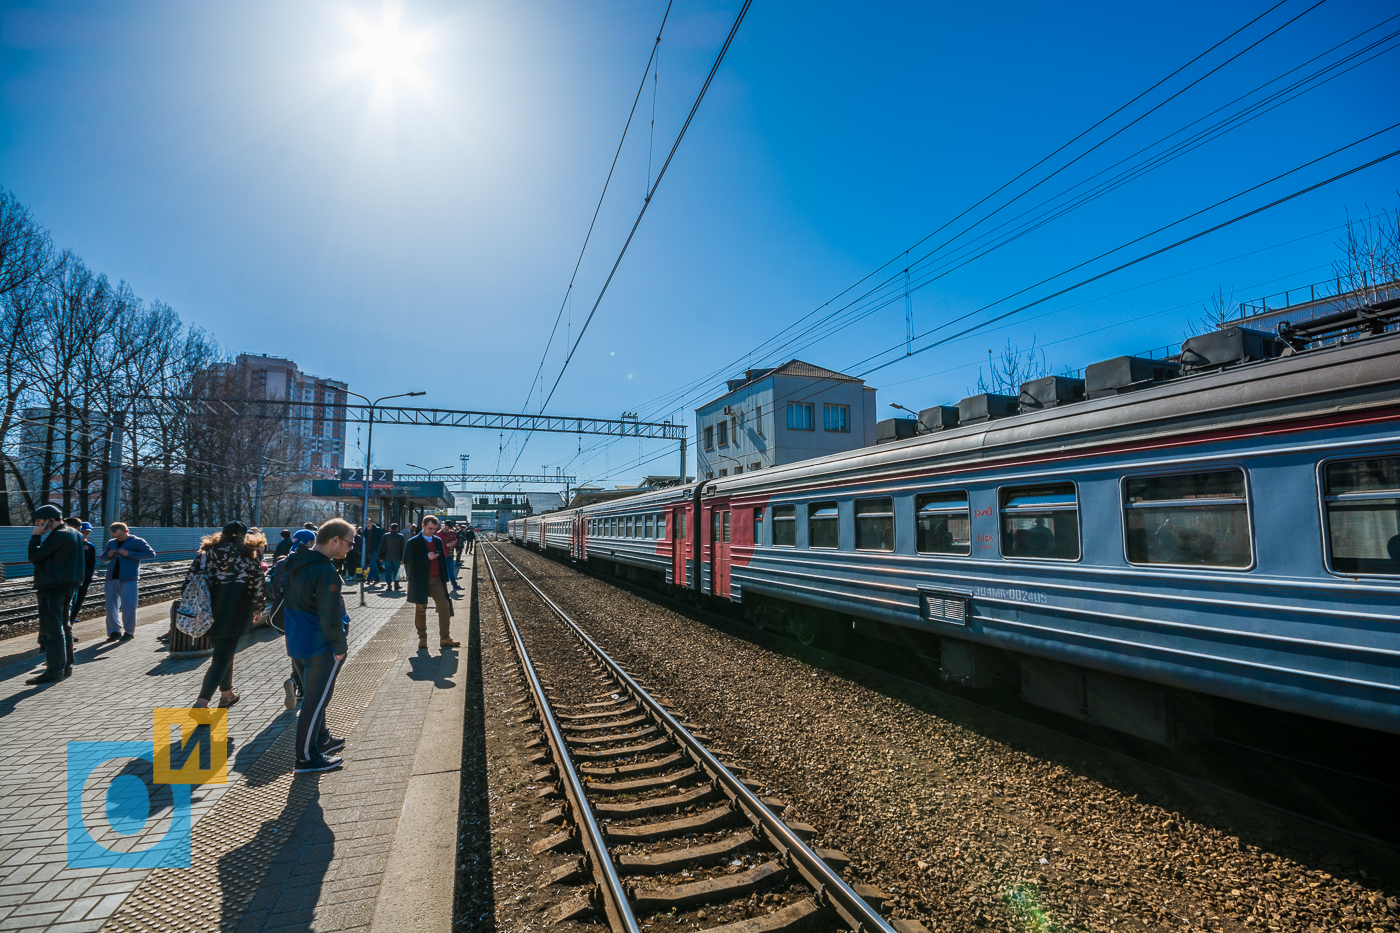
top-left (445, 557), bottom-right (458, 587)
top-left (71, 581), bottom-right (91, 623)
top-left (199, 636), bottom-right (240, 700)
top-left (37, 587), bottom-right (75, 674)
top-left (294, 651), bottom-right (342, 762)
top-left (367, 559), bottom-right (382, 583)
top-left (384, 560), bottom-right (401, 585)
top-left (105, 578), bottom-right (139, 634)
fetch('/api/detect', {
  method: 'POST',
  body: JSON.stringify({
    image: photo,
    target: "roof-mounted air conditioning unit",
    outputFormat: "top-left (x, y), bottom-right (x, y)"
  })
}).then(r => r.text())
top-left (957, 393), bottom-right (1018, 425)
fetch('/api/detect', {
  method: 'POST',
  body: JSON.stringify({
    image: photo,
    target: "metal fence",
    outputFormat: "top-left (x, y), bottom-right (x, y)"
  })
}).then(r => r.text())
top-left (0, 527), bottom-right (220, 580)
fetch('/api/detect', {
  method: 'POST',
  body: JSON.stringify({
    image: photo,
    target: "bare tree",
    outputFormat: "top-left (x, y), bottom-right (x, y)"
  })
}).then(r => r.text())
top-left (974, 338), bottom-right (1052, 395)
top-left (0, 188), bottom-right (52, 523)
top-left (1334, 206), bottom-right (1400, 310)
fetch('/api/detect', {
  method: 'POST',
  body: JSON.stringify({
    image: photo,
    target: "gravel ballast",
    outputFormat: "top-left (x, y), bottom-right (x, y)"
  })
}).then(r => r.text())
top-left (494, 545), bottom-right (1399, 933)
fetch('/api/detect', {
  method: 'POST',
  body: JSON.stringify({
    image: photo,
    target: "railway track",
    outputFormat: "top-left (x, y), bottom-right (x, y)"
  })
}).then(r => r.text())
top-left (482, 542), bottom-right (920, 933)
top-left (0, 573), bottom-right (187, 628)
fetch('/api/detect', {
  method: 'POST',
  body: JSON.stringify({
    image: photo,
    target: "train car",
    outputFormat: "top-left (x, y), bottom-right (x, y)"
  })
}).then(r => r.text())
top-left (510, 311), bottom-right (1398, 742)
top-left (577, 485), bottom-right (696, 586)
top-left (692, 321), bottom-right (1400, 741)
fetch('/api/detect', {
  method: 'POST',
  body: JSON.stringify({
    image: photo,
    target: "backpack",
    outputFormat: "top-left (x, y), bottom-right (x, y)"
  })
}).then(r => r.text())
top-left (175, 553), bottom-right (215, 637)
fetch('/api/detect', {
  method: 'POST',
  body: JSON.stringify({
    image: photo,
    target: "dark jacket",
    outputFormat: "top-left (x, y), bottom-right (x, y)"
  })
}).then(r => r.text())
top-left (29, 528), bottom-right (86, 591)
top-left (185, 541), bottom-right (267, 638)
top-left (403, 533), bottom-right (452, 613)
top-left (81, 540), bottom-right (96, 586)
top-left (273, 538), bottom-right (293, 559)
top-left (378, 531), bottom-right (406, 561)
top-left (101, 535), bottom-right (157, 581)
top-left (282, 547), bottom-right (348, 657)
top-left (365, 525), bottom-right (384, 558)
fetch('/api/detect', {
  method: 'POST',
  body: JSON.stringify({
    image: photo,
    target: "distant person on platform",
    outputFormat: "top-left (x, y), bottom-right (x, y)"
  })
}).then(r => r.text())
top-left (439, 522), bottom-right (461, 595)
top-left (68, 518), bottom-right (96, 627)
top-left (378, 522), bottom-right (406, 592)
top-left (101, 522), bottom-right (156, 643)
top-left (403, 515), bottom-right (459, 651)
top-left (26, 505), bottom-right (85, 685)
top-left (363, 521), bottom-right (384, 586)
top-left (282, 518), bottom-right (356, 773)
top-left (463, 524), bottom-right (476, 556)
top-left (273, 529), bottom-right (293, 559)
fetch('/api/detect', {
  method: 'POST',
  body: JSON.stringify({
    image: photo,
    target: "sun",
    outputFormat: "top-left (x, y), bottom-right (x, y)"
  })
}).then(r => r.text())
top-left (346, 3), bottom-right (428, 92)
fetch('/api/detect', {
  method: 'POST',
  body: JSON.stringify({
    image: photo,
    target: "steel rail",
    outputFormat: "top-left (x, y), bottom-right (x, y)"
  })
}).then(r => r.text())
top-left (480, 547), bottom-right (641, 933)
top-left (486, 542), bottom-right (899, 933)
top-left (0, 580), bottom-right (186, 627)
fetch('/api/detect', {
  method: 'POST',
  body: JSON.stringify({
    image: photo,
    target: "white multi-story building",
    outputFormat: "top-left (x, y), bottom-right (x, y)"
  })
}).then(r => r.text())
top-left (694, 360), bottom-right (877, 480)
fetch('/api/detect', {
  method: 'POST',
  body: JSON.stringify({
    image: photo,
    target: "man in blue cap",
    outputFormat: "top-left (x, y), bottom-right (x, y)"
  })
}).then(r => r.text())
top-left (26, 505), bottom-right (85, 685)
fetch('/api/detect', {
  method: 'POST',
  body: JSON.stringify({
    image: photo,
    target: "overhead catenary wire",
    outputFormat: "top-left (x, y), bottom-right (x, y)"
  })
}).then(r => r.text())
top-left (537, 0), bottom-right (754, 414)
top-left (543, 0), bottom-right (1384, 487)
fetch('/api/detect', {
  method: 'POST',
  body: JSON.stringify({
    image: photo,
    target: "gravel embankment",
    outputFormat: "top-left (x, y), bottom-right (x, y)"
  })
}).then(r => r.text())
top-left (497, 545), bottom-right (1400, 933)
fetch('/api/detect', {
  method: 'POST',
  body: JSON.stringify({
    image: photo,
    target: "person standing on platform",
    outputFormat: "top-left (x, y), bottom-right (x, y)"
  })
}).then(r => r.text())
top-left (452, 524), bottom-right (464, 564)
top-left (26, 505), bottom-right (84, 685)
top-left (273, 529), bottom-right (293, 559)
top-left (68, 518), bottom-right (96, 629)
top-left (379, 522), bottom-right (405, 592)
top-left (363, 521), bottom-right (384, 586)
top-left (282, 519), bottom-right (355, 773)
top-left (463, 524), bottom-right (476, 557)
top-left (101, 522), bottom-right (156, 643)
top-left (403, 515), bottom-right (458, 651)
top-left (439, 522), bottom-right (461, 595)
top-left (189, 522), bottom-right (267, 709)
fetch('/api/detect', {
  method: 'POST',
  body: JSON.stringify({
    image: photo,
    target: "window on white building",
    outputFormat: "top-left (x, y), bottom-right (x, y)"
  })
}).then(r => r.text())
top-left (787, 402), bottom-right (814, 431)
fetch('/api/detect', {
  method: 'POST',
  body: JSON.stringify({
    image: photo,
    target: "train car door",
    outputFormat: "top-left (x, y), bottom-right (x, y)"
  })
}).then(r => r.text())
top-left (671, 505), bottom-right (688, 586)
top-left (710, 503), bottom-right (731, 598)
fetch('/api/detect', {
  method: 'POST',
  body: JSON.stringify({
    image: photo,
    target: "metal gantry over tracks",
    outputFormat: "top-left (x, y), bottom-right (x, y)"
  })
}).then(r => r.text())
top-left (482, 542), bottom-right (905, 933)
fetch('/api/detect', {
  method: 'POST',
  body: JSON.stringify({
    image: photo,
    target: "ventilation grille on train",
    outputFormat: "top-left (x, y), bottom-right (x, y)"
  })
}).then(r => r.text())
top-left (919, 587), bottom-right (971, 625)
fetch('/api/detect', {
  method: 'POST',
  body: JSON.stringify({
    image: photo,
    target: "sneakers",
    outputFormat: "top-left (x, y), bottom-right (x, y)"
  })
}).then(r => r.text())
top-left (106, 632), bottom-right (121, 642)
top-left (440, 638), bottom-right (461, 648)
top-left (319, 736), bottom-right (347, 755)
top-left (217, 692), bottom-right (240, 709)
top-left (283, 677), bottom-right (299, 710)
top-left (118, 633), bottom-right (134, 643)
top-left (294, 755), bottom-right (342, 774)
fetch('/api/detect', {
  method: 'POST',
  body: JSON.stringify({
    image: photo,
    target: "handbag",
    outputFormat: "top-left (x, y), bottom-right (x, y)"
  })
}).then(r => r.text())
top-left (175, 553), bottom-right (215, 637)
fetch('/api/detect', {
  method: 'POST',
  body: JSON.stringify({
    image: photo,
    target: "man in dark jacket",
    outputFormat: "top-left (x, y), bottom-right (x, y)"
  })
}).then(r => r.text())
top-left (27, 504), bottom-right (85, 685)
top-left (378, 523), bottom-right (406, 592)
top-left (403, 515), bottom-right (457, 652)
top-left (273, 529), bottom-right (293, 559)
top-left (282, 518), bottom-right (356, 773)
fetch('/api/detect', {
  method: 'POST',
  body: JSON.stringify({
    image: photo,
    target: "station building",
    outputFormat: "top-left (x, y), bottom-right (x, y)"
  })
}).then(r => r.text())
top-left (695, 359), bottom-right (877, 479)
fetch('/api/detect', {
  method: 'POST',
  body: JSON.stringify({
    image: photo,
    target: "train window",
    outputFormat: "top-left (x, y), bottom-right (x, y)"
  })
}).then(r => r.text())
top-left (808, 502), bottom-right (839, 549)
top-left (1323, 457), bottom-right (1400, 575)
top-left (723, 511), bottom-right (731, 543)
top-left (916, 491), bottom-right (971, 555)
top-left (854, 497), bottom-right (894, 551)
top-left (645, 514), bottom-right (654, 538)
top-left (681, 512), bottom-right (688, 539)
top-left (1000, 483), bottom-right (1080, 560)
top-left (772, 505), bottom-right (796, 546)
top-left (1124, 470), bottom-right (1251, 568)
top-left (658, 514), bottom-right (667, 538)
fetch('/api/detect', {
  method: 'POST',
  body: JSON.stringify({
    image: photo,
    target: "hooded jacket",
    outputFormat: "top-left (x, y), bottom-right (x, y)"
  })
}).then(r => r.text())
top-left (29, 527), bottom-right (86, 591)
top-left (281, 546), bottom-right (349, 658)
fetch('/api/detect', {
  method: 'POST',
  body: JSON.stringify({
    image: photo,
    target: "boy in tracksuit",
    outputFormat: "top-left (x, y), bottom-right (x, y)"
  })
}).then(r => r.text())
top-left (282, 519), bottom-right (356, 773)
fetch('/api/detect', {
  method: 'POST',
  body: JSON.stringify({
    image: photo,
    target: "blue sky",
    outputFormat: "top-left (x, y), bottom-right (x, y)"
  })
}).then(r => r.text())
top-left (3, 0), bottom-right (1397, 490)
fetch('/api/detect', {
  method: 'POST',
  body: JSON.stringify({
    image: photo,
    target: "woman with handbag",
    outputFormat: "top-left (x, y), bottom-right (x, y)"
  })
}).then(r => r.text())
top-left (185, 521), bottom-right (267, 709)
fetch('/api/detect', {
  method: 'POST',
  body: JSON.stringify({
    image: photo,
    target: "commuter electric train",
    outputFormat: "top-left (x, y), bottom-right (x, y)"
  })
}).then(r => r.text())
top-left (510, 305), bottom-right (1400, 743)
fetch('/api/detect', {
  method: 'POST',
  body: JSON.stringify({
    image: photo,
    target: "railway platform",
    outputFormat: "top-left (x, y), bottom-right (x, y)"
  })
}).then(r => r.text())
top-left (0, 561), bottom-right (474, 933)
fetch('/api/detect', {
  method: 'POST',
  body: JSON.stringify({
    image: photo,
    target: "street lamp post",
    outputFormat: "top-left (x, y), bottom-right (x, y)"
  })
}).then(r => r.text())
top-left (407, 463), bottom-right (453, 479)
top-left (347, 390), bottom-right (425, 606)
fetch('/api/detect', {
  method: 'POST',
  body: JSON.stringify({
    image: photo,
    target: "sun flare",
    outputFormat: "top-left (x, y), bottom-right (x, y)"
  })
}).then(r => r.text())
top-left (346, 4), bottom-right (429, 92)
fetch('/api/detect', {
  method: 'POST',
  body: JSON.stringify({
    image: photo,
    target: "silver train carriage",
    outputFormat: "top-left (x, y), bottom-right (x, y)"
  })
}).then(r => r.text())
top-left (515, 320), bottom-right (1400, 741)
